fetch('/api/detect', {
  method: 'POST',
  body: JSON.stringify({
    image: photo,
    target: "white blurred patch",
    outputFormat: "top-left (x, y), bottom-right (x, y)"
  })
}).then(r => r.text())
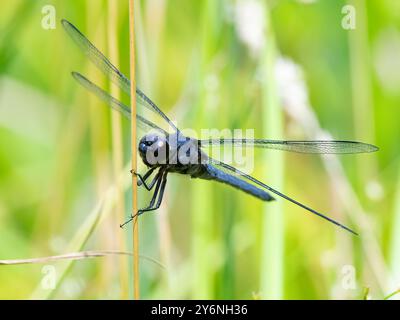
top-left (373, 29), bottom-right (400, 96)
top-left (203, 73), bottom-right (220, 112)
top-left (365, 180), bottom-right (384, 201)
top-left (49, 236), bottom-right (67, 253)
top-left (60, 278), bottom-right (85, 298)
top-left (275, 57), bottom-right (320, 135)
top-left (234, 0), bottom-right (265, 58)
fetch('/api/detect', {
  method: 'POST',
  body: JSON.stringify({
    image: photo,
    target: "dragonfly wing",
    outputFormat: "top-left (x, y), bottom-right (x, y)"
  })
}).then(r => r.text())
top-left (200, 139), bottom-right (378, 154)
top-left (135, 88), bottom-right (180, 133)
top-left (62, 19), bottom-right (130, 93)
top-left (71, 72), bottom-right (167, 135)
top-left (62, 19), bottom-right (179, 133)
top-left (208, 157), bottom-right (358, 235)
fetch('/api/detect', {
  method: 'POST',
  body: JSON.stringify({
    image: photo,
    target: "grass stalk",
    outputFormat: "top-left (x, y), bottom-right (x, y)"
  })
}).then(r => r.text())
top-left (348, 0), bottom-right (377, 187)
top-left (1, 250), bottom-right (164, 269)
top-left (190, 0), bottom-right (217, 299)
top-left (388, 166), bottom-right (400, 291)
top-left (384, 288), bottom-right (400, 300)
top-left (260, 4), bottom-right (285, 299)
top-left (87, 5), bottom-right (109, 202)
top-left (129, 0), bottom-right (139, 300)
top-left (86, 5), bottom-right (113, 295)
top-left (142, 0), bottom-right (172, 298)
top-left (107, 0), bottom-right (129, 299)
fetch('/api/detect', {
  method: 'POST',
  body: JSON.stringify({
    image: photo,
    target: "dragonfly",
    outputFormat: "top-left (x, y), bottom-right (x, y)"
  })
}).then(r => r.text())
top-left (62, 19), bottom-right (378, 235)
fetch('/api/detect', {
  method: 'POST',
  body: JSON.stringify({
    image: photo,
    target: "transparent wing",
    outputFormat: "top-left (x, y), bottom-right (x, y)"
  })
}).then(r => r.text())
top-left (61, 19), bottom-right (179, 133)
top-left (72, 72), bottom-right (167, 135)
top-left (199, 139), bottom-right (378, 154)
top-left (208, 157), bottom-right (358, 235)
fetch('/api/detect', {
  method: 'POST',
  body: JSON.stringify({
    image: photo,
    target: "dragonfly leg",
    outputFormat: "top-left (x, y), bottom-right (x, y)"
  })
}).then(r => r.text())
top-left (135, 172), bottom-right (168, 217)
top-left (141, 171), bottom-right (162, 191)
top-left (131, 167), bottom-right (156, 189)
top-left (120, 170), bottom-right (166, 228)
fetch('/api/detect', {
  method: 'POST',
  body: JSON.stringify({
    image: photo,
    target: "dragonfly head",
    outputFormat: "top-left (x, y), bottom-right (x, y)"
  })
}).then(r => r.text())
top-left (139, 133), bottom-right (169, 167)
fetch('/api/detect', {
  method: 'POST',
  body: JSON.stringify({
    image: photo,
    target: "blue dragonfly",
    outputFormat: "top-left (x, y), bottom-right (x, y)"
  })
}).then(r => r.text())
top-left (62, 19), bottom-right (378, 235)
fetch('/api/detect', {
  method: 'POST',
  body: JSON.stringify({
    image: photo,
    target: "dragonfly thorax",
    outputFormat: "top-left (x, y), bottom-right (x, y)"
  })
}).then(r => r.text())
top-left (138, 133), bottom-right (206, 168)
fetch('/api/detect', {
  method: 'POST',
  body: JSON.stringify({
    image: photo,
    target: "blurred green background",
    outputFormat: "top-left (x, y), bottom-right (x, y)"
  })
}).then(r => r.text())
top-left (0, 0), bottom-right (399, 299)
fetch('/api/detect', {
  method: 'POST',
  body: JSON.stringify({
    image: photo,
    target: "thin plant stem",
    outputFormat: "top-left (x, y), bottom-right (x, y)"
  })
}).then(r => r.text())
top-left (129, 0), bottom-right (139, 300)
top-left (384, 288), bottom-right (400, 300)
top-left (87, 6), bottom-right (109, 203)
top-left (0, 250), bottom-right (164, 269)
top-left (388, 166), bottom-right (400, 290)
top-left (107, 0), bottom-right (129, 299)
top-left (260, 3), bottom-right (285, 299)
top-left (143, 0), bottom-right (172, 298)
top-left (362, 287), bottom-right (370, 300)
top-left (191, 0), bottom-right (217, 299)
top-left (83, 5), bottom-right (114, 293)
top-left (348, 0), bottom-right (377, 187)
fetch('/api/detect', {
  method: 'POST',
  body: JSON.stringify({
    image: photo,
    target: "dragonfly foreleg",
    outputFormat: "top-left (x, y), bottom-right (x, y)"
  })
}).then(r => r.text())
top-left (131, 167), bottom-right (156, 190)
top-left (135, 171), bottom-right (168, 218)
top-left (120, 170), bottom-right (167, 228)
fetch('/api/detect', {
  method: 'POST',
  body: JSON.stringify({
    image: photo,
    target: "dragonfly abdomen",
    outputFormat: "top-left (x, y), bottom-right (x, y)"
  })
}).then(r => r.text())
top-left (200, 164), bottom-right (275, 202)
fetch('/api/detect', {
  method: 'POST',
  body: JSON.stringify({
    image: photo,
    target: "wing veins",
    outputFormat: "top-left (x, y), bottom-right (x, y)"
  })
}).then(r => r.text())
top-left (61, 19), bottom-right (179, 133)
top-left (71, 72), bottom-right (167, 135)
top-left (200, 139), bottom-right (378, 154)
